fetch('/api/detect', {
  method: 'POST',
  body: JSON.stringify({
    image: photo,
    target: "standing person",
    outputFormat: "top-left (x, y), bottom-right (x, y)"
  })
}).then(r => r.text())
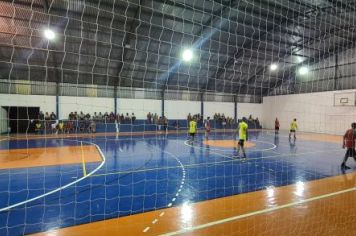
top-left (90, 119), bottom-right (96, 133)
top-left (188, 117), bottom-right (197, 143)
top-left (236, 117), bottom-right (248, 158)
top-left (163, 116), bottom-right (168, 134)
top-left (342, 123), bottom-right (356, 170)
top-left (58, 120), bottom-right (64, 134)
top-left (147, 112), bottom-right (152, 124)
top-left (275, 118), bottom-right (280, 134)
top-left (289, 118), bottom-right (298, 140)
top-left (35, 120), bottom-right (42, 135)
top-left (204, 117), bottom-right (211, 139)
top-left (131, 113), bottom-right (136, 124)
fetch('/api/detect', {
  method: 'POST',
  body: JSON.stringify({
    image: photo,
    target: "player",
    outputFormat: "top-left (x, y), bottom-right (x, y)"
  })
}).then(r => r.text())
top-left (35, 120), bottom-right (42, 135)
top-left (342, 122), bottom-right (356, 170)
top-left (236, 117), bottom-right (248, 158)
top-left (51, 120), bottom-right (58, 134)
top-left (204, 117), bottom-right (211, 139)
top-left (188, 116), bottom-right (197, 143)
top-left (289, 118), bottom-right (298, 140)
top-left (275, 117), bottom-right (280, 134)
top-left (58, 120), bottom-right (64, 134)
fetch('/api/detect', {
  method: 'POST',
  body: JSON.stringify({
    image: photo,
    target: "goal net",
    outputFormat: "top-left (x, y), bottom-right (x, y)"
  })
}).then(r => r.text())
top-left (0, 0), bottom-right (355, 235)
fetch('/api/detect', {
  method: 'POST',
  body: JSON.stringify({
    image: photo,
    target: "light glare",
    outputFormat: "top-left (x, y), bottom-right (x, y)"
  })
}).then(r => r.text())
top-left (298, 66), bottom-right (308, 75)
top-left (182, 49), bottom-right (193, 62)
top-left (44, 29), bottom-right (55, 40)
top-left (270, 63), bottom-right (278, 71)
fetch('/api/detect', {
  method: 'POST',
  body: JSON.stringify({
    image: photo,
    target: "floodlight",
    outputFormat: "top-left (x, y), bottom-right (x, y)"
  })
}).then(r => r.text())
top-left (182, 49), bottom-right (193, 62)
top-left (44, 29), bottom-right (55, 40)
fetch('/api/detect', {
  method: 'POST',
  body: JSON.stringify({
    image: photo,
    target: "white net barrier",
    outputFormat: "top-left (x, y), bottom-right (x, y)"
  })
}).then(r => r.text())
top-left (0, 0), bottom-right (355, 235)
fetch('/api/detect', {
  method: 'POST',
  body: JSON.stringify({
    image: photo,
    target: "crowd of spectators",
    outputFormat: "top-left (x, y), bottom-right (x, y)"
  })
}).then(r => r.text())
top-left (187, 113), bottom-right (203, 122)
top-left (213, 113), bottom-right (235, 127)
top-left (146, 112), bottom-right (169, 131)
top-left (32, 110), bottom-right (261, 135)
top-left (247, 115), bottom-right (261, 128)
top-left (68, 111), bottom-right (136, 124)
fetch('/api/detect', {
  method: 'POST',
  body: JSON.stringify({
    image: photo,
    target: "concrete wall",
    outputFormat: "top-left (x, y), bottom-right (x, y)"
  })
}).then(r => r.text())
top-left (117, 98), bottom-right (161, 119)
top-left (262, 89), bottom-right (356, 135)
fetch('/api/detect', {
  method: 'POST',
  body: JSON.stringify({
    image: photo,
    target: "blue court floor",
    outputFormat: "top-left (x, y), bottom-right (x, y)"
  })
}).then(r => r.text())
top-left (0, 130), bottom-right (353, 235)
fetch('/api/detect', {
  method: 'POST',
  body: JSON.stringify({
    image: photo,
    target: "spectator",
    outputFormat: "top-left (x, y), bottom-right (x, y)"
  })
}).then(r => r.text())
top-left (51, 120), bottom-right (58, 134)
top-left (275, 117), bottom-right (280, 134)
top-left (104, 112), bottom-right (109, 122)
top-left (158, 116), bottom-right (163, 131)
top-left (187, 113), bottom-right (192, 121)
top-left (79, 111), bottom-right (85, 120)
top-left (256, 117), bottom-right (260, 128)
top-left (50, 112), bottom-right (56, 120)
top-left (68, 112), bottom-right (74, 120)
top-left (45, 112), bottom-right (50, 121)
top-left (35, 120), bottom-right (42, 134)
top-left (90, 119), bottom-right (96, 133)
top-left (98, 112), bottom-right (103, 122)
top-left (163, 116), bottom-right (168, 132)
top-left (65, 120), bottom-right (74, 133)
top-left (119, 113), bottom-right (124, 123)
top-left (108, 112), bottom-right (115, 123)
top-left (131, 113), bottom-right (136, 124)
top-left (58, 120), bottom-right (64, 134)
top-left (93, 112), bottom-right (98, 121)
top-left (39, 111), bottom-right (44, 120)
top-left (124, 113), bottom-right (129, 122)
top-left (147, 112), bottom-right (152, 124)
top-left (153, 113), bottom-right (158, 124)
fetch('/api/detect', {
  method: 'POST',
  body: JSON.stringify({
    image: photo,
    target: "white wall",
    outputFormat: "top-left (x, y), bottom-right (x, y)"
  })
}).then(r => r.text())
top-left (59, 96), bottom-right (114, 120)
top-left (0, 94), bottom-right (56, 113)
top-left (237, 102), bottom-right (263, 122)
top-left (0, 107), bottom-right (8, 134)
top-left (204, 102), bottom-right (234, 119)
top-left (117, 98), bottom-right (161, 119)
top-left (165, 100), bottom-right (200, 119)
top-left (262, 89), bottom-right (356, 135)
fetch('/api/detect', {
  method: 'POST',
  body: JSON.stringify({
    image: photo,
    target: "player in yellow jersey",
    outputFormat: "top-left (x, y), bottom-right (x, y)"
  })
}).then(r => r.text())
top-left (236, 117), bottom-right (248, 158)
top-left (189, 117), bottom-right (197, 143)
top-left (57, 120), bottom-right (64, 134)
top-left (289, 118), bottom-right (298, 140)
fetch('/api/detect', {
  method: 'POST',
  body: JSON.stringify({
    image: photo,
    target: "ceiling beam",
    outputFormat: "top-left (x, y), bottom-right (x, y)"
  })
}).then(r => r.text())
top-left (263, 34), bottom-right (356, 95)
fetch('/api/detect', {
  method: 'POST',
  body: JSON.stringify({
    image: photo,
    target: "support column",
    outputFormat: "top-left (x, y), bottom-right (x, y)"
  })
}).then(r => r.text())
top-left (234, 95), bottom-right (237, 123)
top-left (200, 92), bottom-right (204, 118)
top-left (161, 90), bottom-right (165, 117)
top-left (334, 53), bottom-right (339, 90)
top-left (114, 86), bottom-right (118, 115)
top-left (56, 83), bottom-right (59, 119)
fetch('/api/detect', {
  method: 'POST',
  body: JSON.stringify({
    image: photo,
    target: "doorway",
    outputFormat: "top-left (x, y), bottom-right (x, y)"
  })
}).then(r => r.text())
top-left (3, 106), bottom-right (40, 133)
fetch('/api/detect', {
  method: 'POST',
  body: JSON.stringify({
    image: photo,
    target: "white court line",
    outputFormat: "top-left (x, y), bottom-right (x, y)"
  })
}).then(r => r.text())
top-left (184, 139), bottom-right (277, 153)
top-left (92, 147), bottom-right (341, 177)
top-left (191, 139), bottom-right (278, 153)
top-left (0, 140), bottom-right (106, 212)
top-left (183, 140), bottom-right (277, 160)
top-left (161, 186), bottom-right (356, 236)
top-left (142, 138), bottom-right (186, 233)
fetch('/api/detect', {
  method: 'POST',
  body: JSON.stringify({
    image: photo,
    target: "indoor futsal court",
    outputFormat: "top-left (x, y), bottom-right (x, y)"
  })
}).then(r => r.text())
top-left (0, 0), bottom-right (355, 236)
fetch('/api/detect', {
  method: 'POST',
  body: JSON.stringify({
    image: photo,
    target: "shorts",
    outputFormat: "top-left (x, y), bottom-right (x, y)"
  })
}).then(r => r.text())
top-left (238, 139), bottom-right (245, 147)
top-left (275, 127), bottom-right (279, 130)
top-left (290, 129), bottom-right (296, 133)
top-left (345, 148), bottom-right (356, 157)
top-left (189, 132), bottom-right (196, 137)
